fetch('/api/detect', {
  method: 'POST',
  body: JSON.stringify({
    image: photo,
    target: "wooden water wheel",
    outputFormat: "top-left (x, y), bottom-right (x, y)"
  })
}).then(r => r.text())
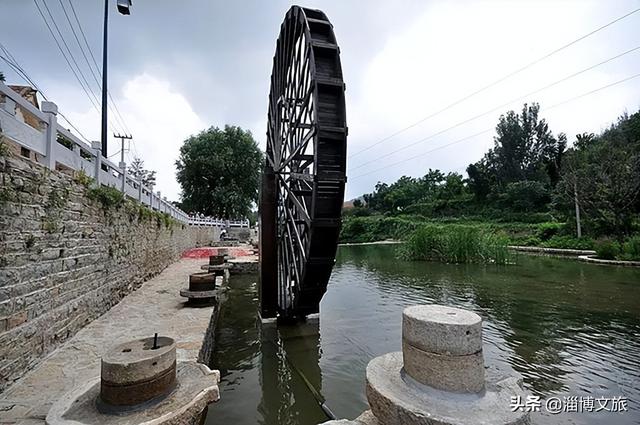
top-left (260, 6), bottom-right (347, 319)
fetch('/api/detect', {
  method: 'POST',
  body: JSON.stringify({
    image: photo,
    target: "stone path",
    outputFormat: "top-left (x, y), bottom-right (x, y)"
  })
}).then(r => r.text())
top-left (0, 259), bottom-right (213, 425)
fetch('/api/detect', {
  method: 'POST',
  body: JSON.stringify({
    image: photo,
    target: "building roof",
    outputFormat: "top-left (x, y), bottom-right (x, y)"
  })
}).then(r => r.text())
top-left (8, 85), bottom-right (40, 109)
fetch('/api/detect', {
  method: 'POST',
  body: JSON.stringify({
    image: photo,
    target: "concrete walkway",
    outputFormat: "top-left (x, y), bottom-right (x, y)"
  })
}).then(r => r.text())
top-left (0, 259), bottom-right (213, 425)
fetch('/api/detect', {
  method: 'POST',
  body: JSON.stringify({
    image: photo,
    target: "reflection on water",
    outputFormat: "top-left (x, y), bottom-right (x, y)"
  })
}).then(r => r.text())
top-left (205, 275), bottom-right (327, 425)
top-left (207, 245), bottom-right (640, 425)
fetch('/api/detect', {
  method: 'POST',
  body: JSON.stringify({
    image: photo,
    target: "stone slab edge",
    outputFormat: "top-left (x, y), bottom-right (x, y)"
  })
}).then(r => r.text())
top-left (578, 255), bottom-right (640, 267)
top-left (508, 246), bottom-right (596, 256)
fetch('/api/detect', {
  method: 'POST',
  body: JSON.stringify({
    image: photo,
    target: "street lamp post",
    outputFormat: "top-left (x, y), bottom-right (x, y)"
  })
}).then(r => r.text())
top-left (101, 0), bottom-right (132, 158)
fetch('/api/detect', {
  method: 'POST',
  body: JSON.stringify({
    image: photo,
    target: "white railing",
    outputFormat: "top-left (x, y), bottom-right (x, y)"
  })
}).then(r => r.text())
top-left (188, 217), bottom-right (250, 227)
top-left (0, 83), bottom-right (247, 228)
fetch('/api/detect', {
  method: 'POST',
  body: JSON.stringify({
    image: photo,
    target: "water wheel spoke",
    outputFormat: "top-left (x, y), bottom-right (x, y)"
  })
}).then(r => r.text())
top-left (261, 6), bottom-right (347, 318)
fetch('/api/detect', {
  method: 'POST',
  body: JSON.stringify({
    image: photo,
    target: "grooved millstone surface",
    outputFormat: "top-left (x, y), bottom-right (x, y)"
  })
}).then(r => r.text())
top-left (402, 305), bottom-right (482, 356)
top-left (366, 352), bottom-right (530, 425)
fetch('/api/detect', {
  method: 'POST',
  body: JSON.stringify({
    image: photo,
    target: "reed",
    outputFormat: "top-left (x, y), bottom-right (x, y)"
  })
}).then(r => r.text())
top-left (398, 224), bottom-right (512, 265)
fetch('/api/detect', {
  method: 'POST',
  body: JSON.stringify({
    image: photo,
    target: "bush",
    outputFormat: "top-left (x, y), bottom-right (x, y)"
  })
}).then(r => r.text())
top-left (595, 239), bottom-right (621, 260)
top-left (398, 224), bottom-right (512, 265)
top-left (543, 235), bottom-right (595, 250)
top-left (88, 185), bottom-right (124, 209)
top-left (499, 181), bottom-right (551, 212)
top-left (536, 222), bottom-right (564, 241)
top-left (340, 216), bottom-right (418, 243)
top-left (520, 236), bottom-right (542, 246)
top-left (620, 236), bottom-right (640, 261)
top-left (74, 169), bottom-right (93, 188)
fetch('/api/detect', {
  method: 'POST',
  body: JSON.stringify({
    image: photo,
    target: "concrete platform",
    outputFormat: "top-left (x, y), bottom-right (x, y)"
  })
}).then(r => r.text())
top-left (0, 259), bottom-right (215, 425)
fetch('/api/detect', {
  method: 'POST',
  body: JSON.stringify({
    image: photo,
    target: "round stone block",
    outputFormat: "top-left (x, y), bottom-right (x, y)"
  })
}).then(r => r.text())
top-left (366, 352), bottom-right (529, 425)
top-left (100, 336), bottom-right (176, 406)
top-left (188, 272), bottom-right (216, 291)
top-left (402, 340), bottom-right (484, 393)
top-left (180, 288), bottom-right (217, 307)
top-left (403, 305), bottom-right (482, 356)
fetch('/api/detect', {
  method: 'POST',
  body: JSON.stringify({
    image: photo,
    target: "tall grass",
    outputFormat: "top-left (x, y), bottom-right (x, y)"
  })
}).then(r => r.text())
top-left (398, 224), bottom-right (513, 265)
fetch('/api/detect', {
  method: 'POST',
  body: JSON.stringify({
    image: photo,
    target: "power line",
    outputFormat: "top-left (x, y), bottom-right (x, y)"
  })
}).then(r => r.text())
top-left (38, 0), bottom-right (101, 109)
top-left (33, 0), bottom-right (99, 113)
top-left (349, 44), bottom-right (640, 172)
top-left (33, 0), bottom-right (123, 135)
top-left (1, 44), bottom-right (91, 143)
top-left (350, 71), bottom-right (640, 180)
top-left (66, 0), bottom-right (132, 136)
top-left (348, 6), bottom-right (640, 159)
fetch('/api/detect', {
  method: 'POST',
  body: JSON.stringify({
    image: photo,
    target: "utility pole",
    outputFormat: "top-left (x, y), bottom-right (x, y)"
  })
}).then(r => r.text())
top-left (115, 133), bottom-right (132, 192)
top-left (574, 180), bottom-right (582, 238)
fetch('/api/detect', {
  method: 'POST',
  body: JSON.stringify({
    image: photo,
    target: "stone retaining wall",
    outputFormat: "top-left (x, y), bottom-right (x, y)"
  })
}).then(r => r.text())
top-left (0, 154), bottom-right (219, 393)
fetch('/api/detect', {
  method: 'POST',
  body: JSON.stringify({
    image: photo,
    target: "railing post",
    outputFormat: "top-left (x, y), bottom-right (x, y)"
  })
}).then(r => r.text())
top-left (157, 191), bottom-right (162, 212)
top-left (119, 161), bottom-right (126, 193)
top-left (42, 101), bottom-right (58, 170)
top-left (138, 178), bottom-right (143, 202)
top-left (91, 141), bottom-right (102, 184)
top-left (149, 184), bottom-right (155, 209)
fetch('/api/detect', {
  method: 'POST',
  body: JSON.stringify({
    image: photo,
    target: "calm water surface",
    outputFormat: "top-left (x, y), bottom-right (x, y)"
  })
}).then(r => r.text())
top-left (206, 245), bottom-right (640, 425)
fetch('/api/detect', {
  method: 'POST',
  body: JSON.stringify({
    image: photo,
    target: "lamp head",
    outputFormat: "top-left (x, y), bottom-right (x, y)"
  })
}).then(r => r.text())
top-left (117, 0), bottom-right (132, 15)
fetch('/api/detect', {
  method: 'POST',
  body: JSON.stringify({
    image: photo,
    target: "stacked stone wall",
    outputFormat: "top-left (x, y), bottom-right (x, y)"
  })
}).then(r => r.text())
top-left (0, 154), bottom-right (218, 392)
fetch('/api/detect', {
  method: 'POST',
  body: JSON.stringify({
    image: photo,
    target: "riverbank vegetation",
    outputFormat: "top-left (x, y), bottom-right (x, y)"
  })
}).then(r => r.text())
top-left (342, 104), bottom-right (640, 262)
top-left (397, 224), bottom-right (512, 264)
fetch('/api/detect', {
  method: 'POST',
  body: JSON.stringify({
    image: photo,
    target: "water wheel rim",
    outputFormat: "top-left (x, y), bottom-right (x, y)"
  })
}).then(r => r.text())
top-left (261, 6), bottom-right (347, 318)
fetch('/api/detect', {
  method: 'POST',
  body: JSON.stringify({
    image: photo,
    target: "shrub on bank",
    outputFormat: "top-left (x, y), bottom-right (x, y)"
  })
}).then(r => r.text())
top-left (620, 236), bottom-right (640, 261)
top-left (340, 216), bottom-right (419, 243)
top-left (536, 222), bottom-right (565, 241)
top-left (398, 224), bottom-right (512, 265)
top-left (595, 239), bottom-right (621, 260)
top-left (542, 235), bottom-right (595, 250)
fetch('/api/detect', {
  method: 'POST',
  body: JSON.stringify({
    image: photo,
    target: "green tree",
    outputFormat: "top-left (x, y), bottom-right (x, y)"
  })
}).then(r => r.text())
top-left (555, 113), bottom-right (640, 237)
top-left (128, 156), bottom-right (156, 187)
top-left (467, 103), bottom-right (565, 200)
top-left (176, 125), bottom-right (263, 218)
top-left (0, 71), bottom-right (5, 82)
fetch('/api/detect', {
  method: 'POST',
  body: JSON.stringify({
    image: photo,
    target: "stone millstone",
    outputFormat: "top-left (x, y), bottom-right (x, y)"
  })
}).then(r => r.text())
top-left (402, 305), bottom-right (482, 356)
top-left (366, 352), bottom-right (529, 425)
top-left (188, 272), bottom-right (216, 291)
top-left (179, 288), bottom-right (217, 300)
top-left (402, 341), bottom-right (484, 394)
top-left (46, 362), bottom-right (220, 425)
top-left (402, 305), bottom-right (484, 393)
top-left (100, 336), bottom-right (176, 406)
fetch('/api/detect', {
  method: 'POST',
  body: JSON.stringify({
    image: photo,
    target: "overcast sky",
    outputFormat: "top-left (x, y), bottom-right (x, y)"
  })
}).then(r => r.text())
top-left (1, 0), bottom-right (639, 202)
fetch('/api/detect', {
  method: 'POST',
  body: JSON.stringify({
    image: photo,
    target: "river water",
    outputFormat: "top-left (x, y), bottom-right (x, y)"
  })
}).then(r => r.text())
top-left (205, 244), bottom-right (640, 425)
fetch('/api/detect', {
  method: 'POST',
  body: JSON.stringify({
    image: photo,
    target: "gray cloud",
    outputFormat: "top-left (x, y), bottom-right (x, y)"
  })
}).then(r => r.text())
top-left (2, 0), bottom-right (639, 201)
